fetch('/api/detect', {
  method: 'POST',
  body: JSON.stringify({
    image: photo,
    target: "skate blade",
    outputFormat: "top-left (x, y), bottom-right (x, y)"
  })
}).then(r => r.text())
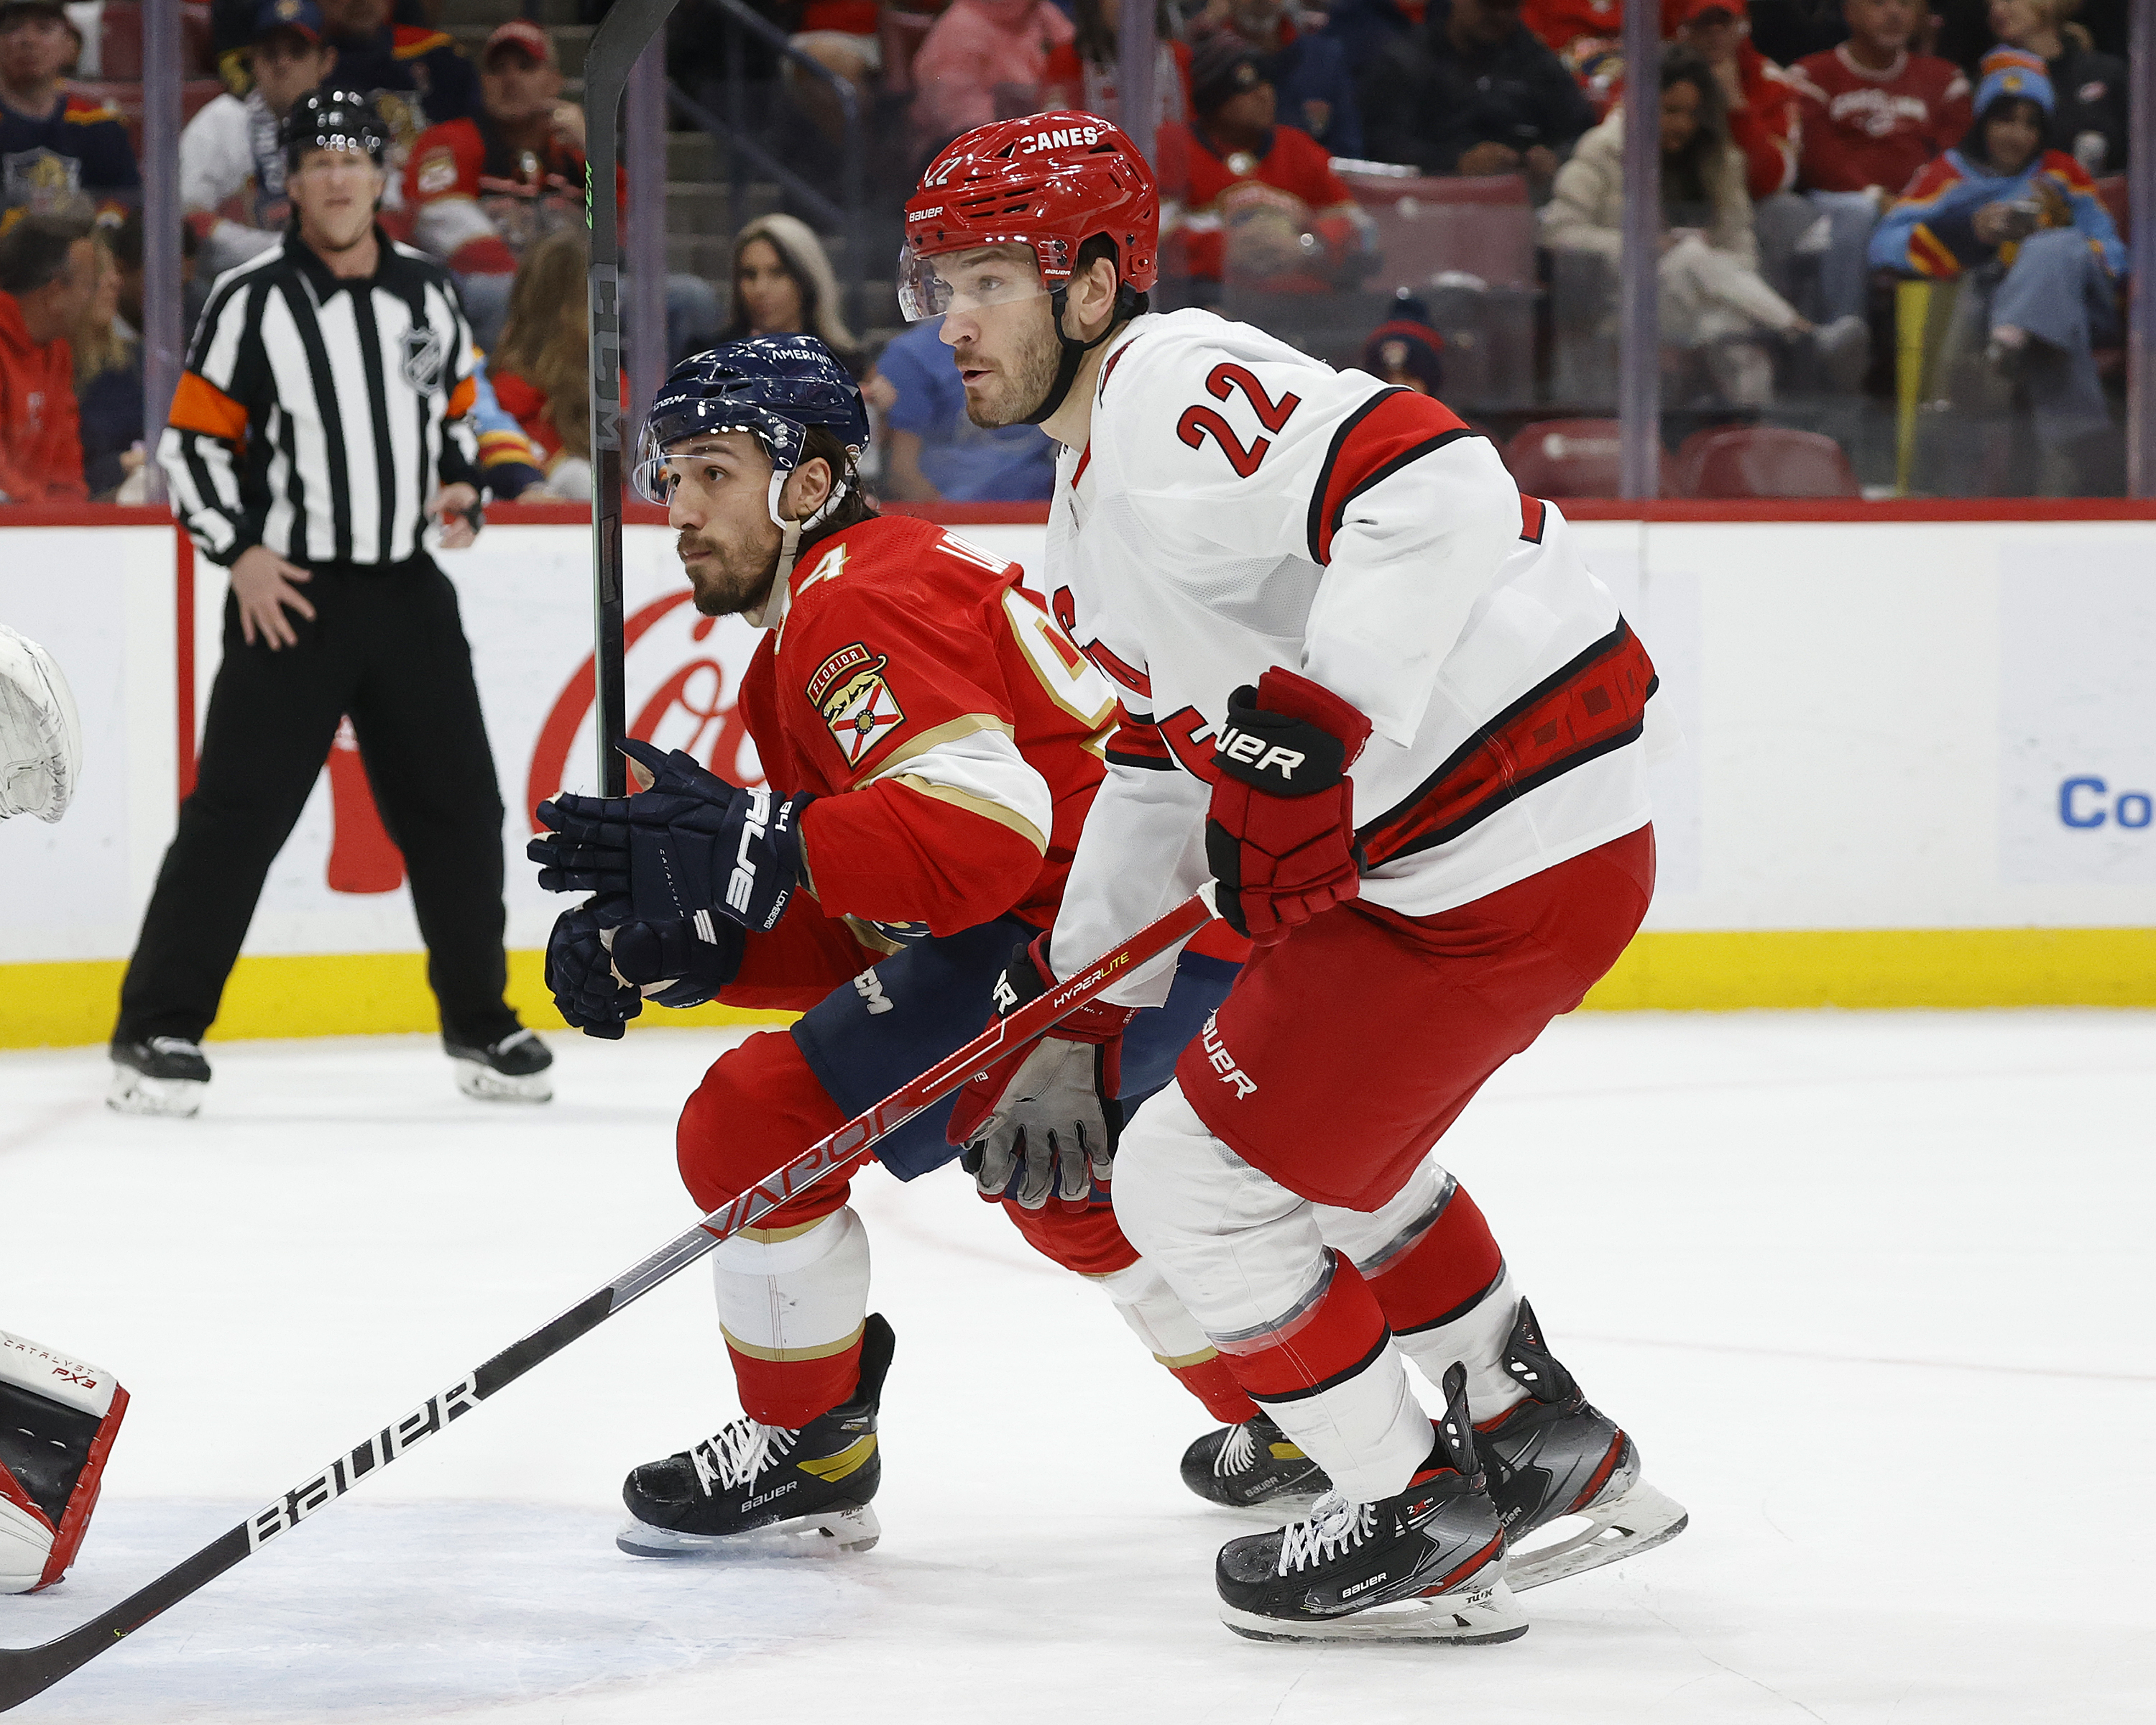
top-left (1506, 1480), bottom-right (1688, 1592)
top-left (614, 1503), bottom-right (880, 1560)
top-left (453, 1060), bottom-right (553, 1103)
top-left (1221, 1579), bottom-right (1528, 1646)
top-left (106, 1068), bottom-right (204, 1118)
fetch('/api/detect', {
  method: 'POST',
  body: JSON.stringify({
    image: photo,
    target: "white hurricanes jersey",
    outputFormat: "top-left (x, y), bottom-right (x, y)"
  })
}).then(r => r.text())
top-left (1043, 309), bottom-right (1662, 1004)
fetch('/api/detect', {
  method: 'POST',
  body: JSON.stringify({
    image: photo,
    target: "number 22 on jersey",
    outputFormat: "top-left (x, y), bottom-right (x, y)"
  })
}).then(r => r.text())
top-left (1176, 363), bottom-right (1302, 478)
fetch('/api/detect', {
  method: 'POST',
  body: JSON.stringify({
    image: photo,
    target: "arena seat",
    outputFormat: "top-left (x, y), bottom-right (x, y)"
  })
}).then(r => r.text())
top-left (1330, 165), bottom-right (1535, 293)
top-left (1673, 426), bottom-right (1860, 498)
top-left (1501, 418), bottom-right (1662, 498)
top-left (87, 0), bottom-right (215, 79)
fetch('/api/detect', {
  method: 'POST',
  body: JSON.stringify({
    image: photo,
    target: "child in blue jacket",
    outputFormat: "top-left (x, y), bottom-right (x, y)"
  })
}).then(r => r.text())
top-left (1871, 47), bottom-right (2125, 454)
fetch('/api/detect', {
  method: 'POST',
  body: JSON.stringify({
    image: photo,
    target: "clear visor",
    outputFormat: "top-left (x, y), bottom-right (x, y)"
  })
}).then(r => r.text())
top-left (631, 421), bottom-right (770, 505)
top-left (895, 241), bottom-right (1051, 323)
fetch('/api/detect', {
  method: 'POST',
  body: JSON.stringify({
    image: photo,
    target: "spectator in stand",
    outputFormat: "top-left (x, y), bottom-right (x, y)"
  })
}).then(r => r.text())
top-left (70, 227), bottom-right (140, 499)
top-left (318, 0), bottom-right (479, 171)
top-left (208, 0), bottom-right (430, 91)
top-left (1319, 0), bottom-right (1421, 77)
top-left (1158, 37), bottom-right (1375, 291)
top-left (1207, 0), bottom-right (1365, 157)
top-left (1521, 0), bottom-right (1626, 114)
top-left (910, 0), bottom-right (1075, 156)
top-left (1787, 0), bottom-right (1971, 323)
top-left (1869, 48), bottom-right (2124, 480)
top-left (181, 0), bottom-right (336, 281)
top-left (487, 231), bottom-right (591, 499)
top-left (1746, 0), bottom-right (1852, 65)
top-left (0, 0), bottom-right (137, 221)
top-left (867, 316), bottom-right (1057, 500)
top-left (1041, 0), bottom-right (1193, 134)
top-left (1360, 0), bottom-right (1591, 188)
top-left (1984, 0), bottom-right (2126, 171)
top-left (1544, 43), bottom-right (1866, 402)
top-left (1671, 0), bottom-right (1800, 198)
top-left (1361, 290), bottom-right (1446, 392)
top-left (696, 213), bottom-right (862, 374)
top-left (0, 212), bottom-right (91, 502)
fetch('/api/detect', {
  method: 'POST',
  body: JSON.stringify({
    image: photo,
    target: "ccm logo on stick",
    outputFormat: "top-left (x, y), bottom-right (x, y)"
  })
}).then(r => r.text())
top-left (1217, 726), bottom-right (1307, 781)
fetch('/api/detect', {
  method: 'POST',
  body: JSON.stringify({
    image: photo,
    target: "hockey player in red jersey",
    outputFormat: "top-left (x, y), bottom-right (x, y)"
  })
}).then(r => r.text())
top-left (908, 114), bottom-right (1687, 1642)
top-left (529, 336), bottom-right (1263, 1556)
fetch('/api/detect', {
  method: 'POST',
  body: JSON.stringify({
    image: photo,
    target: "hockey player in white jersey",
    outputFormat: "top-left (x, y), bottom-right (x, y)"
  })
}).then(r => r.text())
top-left (906, 114), bottom-right (1686, 1643)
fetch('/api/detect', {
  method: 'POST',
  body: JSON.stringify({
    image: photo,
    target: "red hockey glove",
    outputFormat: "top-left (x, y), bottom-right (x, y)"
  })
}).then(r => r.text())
top-left (1204, 667), bottom-right (1373, 946)
top-left (946, 934), bottom-right (1135, 1211)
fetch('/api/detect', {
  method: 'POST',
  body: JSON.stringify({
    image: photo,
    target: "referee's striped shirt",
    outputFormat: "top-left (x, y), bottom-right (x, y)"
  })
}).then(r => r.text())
top-left (160, 227), bottom-right (482, 569)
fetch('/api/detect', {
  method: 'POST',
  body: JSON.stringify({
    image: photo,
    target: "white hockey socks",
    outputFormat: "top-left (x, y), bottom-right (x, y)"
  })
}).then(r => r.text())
top-left (711, 1206), bottom-right (873, 1428)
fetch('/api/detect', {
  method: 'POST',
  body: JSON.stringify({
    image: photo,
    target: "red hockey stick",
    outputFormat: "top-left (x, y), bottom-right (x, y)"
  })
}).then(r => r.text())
top-left (0, 887), bottom-right (1215, 1714)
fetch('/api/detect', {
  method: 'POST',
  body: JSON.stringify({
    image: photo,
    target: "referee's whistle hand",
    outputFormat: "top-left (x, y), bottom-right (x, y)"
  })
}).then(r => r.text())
top-left (428, 483), bottom-right (482, 551)
top-left (230, 546), bottom-right (315, 651)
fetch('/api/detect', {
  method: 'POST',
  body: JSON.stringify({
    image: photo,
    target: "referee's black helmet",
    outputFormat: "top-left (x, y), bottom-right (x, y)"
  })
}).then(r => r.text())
top-left (282, 88), bottom-right (390, 172)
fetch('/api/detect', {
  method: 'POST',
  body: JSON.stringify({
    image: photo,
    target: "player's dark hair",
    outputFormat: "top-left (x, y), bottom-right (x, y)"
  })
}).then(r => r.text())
top-left (795, 423), bottom-right (877, 556)
top-left (0, 211), bottom-right (92, 298)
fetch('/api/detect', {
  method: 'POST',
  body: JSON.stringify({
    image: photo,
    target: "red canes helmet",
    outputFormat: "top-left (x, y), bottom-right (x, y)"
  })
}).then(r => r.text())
top-left (900, 112), bottom-right (1160, 424)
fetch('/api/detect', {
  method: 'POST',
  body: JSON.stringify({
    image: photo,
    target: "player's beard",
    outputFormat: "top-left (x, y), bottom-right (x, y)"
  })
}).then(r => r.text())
top-left (678, 528), bottom-right (780, 618)
top-left (961, 305), bottom-right (1064, 429)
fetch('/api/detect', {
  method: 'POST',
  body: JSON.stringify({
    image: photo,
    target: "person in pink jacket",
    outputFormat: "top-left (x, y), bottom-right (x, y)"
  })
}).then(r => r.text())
top-left (911, 0), bottom-right (1075, 155)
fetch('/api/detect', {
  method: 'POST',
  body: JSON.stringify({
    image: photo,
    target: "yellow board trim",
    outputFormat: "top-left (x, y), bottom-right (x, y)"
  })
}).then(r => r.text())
top-left (4, 928), bottom-right (2152, 1049)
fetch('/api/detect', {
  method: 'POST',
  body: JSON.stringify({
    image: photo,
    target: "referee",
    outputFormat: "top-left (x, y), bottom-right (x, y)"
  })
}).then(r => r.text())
top-left (110, 88), bottom-right (550, 1116)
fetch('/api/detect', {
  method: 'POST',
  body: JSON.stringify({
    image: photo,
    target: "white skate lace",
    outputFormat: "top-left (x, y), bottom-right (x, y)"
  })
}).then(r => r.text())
top-left (1275, 1491), bottom-right (1378, 1576)
top-left (1215, 1422), bottom-right (1259, 1478)
top-left (146, 1037), bottom-right (201, 1057)
top-left (688, 1416), bottom-right (799, 1496)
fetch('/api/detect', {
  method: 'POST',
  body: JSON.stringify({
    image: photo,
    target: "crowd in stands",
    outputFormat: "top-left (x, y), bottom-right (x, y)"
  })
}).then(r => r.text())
top-left (0, 0), bottom-right (2137, 501)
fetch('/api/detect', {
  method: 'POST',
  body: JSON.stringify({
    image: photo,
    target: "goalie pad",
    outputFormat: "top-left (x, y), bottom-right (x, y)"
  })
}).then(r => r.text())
top-left (0, 624), bottom-right (83, 824)
top-left (0, 1329), bottom-right (128, 1593)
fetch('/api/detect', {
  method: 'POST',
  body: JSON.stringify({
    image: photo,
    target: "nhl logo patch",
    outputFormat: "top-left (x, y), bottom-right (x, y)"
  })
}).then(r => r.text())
top-left (401, 326), bottom-right (447, 392)
top-left (809, 642), bottom-right (905, 768)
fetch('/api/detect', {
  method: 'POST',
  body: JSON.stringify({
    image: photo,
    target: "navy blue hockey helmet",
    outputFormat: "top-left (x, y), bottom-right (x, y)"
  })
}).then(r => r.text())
top-left (632, 335), bottom-right (870, 505)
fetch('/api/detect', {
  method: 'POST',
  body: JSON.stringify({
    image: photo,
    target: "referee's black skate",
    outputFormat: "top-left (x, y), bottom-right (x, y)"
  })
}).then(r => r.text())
top-left (617, 1312), bottom-right (893, 1558)
top-left (1181, 1412), bottom-right (1332, 1509)
top-left (446, 1028), bottom-right (553, 1102)
top-left (107, 1037), bottom-right (210, 1117)
top-left (1473, 1299), bottom-right (1687, 1591)
top-left (1214, 1365), bottom-right (1526, 1644)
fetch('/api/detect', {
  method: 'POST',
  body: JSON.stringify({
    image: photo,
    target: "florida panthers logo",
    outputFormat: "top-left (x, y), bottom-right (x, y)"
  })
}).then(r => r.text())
top-left (808, 643), bottom-right (906, 768)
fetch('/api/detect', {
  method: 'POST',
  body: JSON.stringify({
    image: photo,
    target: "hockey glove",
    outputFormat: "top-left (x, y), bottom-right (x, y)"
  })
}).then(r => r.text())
top-left (1204, 668), bottom-right (1373, 946)
top-left (606, 908), bottom-right (745, 1011)
top-left (946, 934), bottom-right (1135, 1211)
top-left (0, 1328), bottom-right (127, 1593)
top-left (543, 897), bottom-right (642, 1039)
top-left (530, 737), bottom-right (811, 934)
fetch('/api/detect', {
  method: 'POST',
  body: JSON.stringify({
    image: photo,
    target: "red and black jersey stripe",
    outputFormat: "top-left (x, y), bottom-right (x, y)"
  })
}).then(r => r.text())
top-left (1305, 387), bottom-right (1478, 564)
top-left (1355, 620), bottom-right (1657, 867)
top-left (1104, 713), bottom-right (1176, 771)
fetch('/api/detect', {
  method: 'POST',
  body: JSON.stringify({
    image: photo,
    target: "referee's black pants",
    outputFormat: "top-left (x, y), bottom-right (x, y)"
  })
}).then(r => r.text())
top-left (116, 555), bottom-right (522, 1049)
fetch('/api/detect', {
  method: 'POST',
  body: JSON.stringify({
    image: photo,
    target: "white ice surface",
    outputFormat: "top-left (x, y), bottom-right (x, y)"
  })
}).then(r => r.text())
top-left (1, 1013), bottom-right (2152, 1724)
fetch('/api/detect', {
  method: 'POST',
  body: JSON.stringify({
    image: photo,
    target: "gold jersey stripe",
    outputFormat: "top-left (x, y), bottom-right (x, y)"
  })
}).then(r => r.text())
top-left (1151, 1346), bottom-right (1223, 1370)
top-left (888, 773), bottom-right (1048, 855)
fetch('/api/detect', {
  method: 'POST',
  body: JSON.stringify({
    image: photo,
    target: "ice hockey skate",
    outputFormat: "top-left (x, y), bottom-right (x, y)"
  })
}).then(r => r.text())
top-left (1181, 1412), bottom-right (1332, 1510)
top-left (446, 1029), bottom-right (553, 1102)
top-left (1214, 1365), bottom-right (1526, 1645)
top-left (1475, 1300), bottom-right (1688, 1591)
top-left (107, 1038), bottom-right (211, 1117)
top-left (617, 1312), bottom-right (893, 1559)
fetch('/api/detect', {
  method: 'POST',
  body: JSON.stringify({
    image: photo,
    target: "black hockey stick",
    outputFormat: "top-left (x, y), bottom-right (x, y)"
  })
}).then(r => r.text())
top-left (0, 888), bottom-right (1216, 1713)
top-left (585, 0), bottom-right (681, 799)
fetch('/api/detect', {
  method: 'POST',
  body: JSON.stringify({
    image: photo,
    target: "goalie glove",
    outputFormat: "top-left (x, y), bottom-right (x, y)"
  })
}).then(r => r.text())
top-left (0, 1329), bottom-right (128, 1593)
top-left (946, 934), bottom-right (1135, 1211)
top-left (529, 738), bottom-right (812, 935)
top-left (1204, 668), bottom-right (1372, 946)
top-left (0, 623), bottom-right (83, 824)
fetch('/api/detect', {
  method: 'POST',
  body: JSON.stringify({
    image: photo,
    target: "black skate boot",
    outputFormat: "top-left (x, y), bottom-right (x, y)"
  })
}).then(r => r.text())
top-left (1474, 1299), bottom-right (1687, 1591)
top-left (1181, 1413), bottom-right (1332, 1509)
top-left (1214, 1365), bottom-right (1526, 1644)
top-left (446, 1028), bottom-right (553, 1103)
top-left (617, 1312), bottom-right (894, 1558)
top-left (107, 1037), bottom-right (210, 1117)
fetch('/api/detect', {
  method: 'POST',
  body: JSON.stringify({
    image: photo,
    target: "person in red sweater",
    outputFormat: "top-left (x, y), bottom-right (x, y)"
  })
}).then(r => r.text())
top-left (1157, 35), bottom-right (1373, 293)
top-left (0, 211), bottom-right (91, 502)
top-left (1788, 0), bottom-right (1971, 321)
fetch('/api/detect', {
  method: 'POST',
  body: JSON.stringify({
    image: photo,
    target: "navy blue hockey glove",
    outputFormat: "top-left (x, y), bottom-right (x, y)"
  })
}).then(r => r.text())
top-left (544, 898), bottom-right (641, 1040)
top-left (529, 737), bottom-right (812, 934)
top-left (606, 909), bottom-right (745, 1010)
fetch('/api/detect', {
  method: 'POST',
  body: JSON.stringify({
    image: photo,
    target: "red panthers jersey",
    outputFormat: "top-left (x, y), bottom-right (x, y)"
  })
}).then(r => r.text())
top-left (719, 513), bottom-right (1120, 1011)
